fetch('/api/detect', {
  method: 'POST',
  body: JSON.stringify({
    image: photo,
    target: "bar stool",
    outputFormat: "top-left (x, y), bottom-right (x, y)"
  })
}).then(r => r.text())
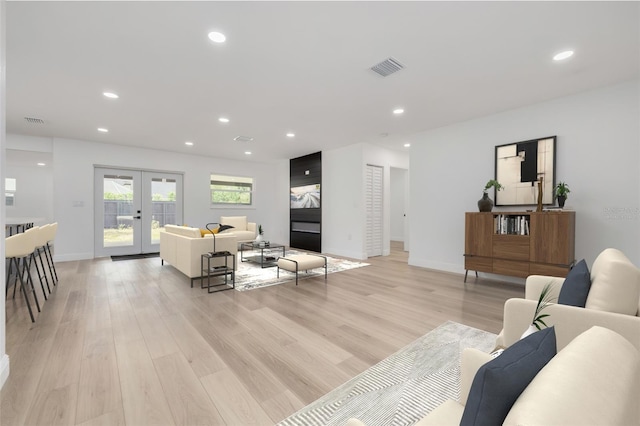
top-left (34, 224), bottom-right (53, 294)
top-left (5, 231), bottom-right (40, 322)
top-left (41, 222), bottom-right (59, 285)
top-left (25, 226), bottom-right (50, 299)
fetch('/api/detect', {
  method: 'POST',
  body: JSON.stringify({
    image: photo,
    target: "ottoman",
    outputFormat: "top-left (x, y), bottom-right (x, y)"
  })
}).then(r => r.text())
top-left (277, 254), bottom-right (327, 285)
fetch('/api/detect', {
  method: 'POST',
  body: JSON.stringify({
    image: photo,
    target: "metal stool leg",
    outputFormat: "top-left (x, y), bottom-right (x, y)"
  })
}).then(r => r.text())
top-left (46, 242), bottom-right (58, 283)
top-left (13, 257), bottom-right (35, 322)
top-left (20, 256), bottom-right (41, 312)
top-left (29, 252), bottom-right (48, 300)
top-left (36, 248), bottom-right (52, 294)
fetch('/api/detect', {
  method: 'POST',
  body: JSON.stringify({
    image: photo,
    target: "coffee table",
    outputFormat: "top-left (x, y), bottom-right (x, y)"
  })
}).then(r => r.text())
top-left (240, 242), bottom-right (285, 268)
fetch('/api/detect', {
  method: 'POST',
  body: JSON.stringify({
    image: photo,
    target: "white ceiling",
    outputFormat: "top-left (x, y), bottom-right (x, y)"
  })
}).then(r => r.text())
top-left (6, 1), bottom-right (639, 163)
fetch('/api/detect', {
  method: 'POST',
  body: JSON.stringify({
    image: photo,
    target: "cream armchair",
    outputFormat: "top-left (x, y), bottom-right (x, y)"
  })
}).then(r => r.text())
top-left (497, 248), bottom-right (640, 351)
top-left (219, 216), bottom-right (257, 243)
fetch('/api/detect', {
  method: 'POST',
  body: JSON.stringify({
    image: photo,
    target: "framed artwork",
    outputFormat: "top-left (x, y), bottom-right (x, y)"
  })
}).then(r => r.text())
top-left (495, 136), bottom-right (556, 206)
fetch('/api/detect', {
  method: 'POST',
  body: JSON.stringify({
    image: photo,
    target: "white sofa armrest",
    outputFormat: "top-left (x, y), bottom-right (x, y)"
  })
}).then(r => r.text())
top-left (460, 348), bottom-right (492, 406)
top-left (524, 275), bottom-right (565, 301)
top-left (502, 298), bottom-right (640, 351)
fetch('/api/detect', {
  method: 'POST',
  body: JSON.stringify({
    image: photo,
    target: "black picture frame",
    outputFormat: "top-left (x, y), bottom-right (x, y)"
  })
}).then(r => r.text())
top-left (494, 136), bottom-right (556, 206)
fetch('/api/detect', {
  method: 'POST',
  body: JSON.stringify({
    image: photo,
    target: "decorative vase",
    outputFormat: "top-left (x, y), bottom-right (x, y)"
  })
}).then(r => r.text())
top-left (557, 195), bottom-right (566, 208)
top-left (478, 192), bottom-right (494, 212)
top-left (520, 324), bottom-right (538, 340)
top-left (255, 234), bottom-right (263, 243)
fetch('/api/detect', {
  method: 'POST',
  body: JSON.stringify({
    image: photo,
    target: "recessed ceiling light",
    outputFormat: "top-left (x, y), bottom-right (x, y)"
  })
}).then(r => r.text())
top-left (218, 117), bottom-right (229, 123)
top-left (404, 143), bottom-right (411, 148)
top-left (97, 127), bottom-right (109, 133)
top-left (393, 108), bottom-right (404, 115)
top-left (286, 133), bottom-right (295, 138)
top-left (185, 141), bottom-right (194, 146)
top-left (553, 50), bottom-right (574, 61)
top-left (208, 31), bottom-right (226, 43)
top-left (37, 162), bottom-right (46, 166)
top-left (103, 92), bottom-right (119, 99)
top-left (244, 151), bottom-right (252, 155)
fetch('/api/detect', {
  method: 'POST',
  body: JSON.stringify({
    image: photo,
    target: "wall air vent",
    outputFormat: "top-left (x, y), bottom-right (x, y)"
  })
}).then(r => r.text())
top-left (24, 117), bottom-right (45, 124)
top-left (370, 57), bottom-right (405, 77)
top-left (233, 136), bottom-right (254, 142)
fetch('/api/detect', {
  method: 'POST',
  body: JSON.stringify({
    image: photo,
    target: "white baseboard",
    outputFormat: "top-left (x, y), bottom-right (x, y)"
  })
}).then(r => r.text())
top-left (0, 354), bottom-right (9, 390)
top-left (323, 247), bottom-right (367, 261)
top-left (53, 252), bottom-right (94, 262)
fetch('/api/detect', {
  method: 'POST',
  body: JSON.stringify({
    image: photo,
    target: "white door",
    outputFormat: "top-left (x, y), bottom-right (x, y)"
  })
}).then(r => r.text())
top-left (94, 167), bottom-right (183, 257)
top-left (366, 164), bottom-right (384, 257)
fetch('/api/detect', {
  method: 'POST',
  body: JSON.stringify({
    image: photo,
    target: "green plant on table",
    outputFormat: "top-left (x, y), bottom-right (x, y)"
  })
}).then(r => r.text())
top-left (258, 224), bottom-right (264, 235)
top-left (554, 181), bottom-right (570, 198)
top-left (484, 179), bottom-right (504, 193)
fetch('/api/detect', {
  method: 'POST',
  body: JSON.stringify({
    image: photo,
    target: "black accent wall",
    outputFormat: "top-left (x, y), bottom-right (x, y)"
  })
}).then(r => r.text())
top-left (290, 152), bottom-right (321, 252)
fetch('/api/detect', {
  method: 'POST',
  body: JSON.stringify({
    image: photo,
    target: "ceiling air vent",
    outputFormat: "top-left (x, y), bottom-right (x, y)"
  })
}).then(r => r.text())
top-left (233, 136), bottom-right (254, 142)
top-left (24, 117), bottom-right (45, 125)
top-left (370, 57), bottom-right (405, 77)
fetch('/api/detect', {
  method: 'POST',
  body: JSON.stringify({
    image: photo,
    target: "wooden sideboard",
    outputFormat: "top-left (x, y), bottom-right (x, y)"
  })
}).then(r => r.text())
top-left (464, 211), bottom-right (575, 281)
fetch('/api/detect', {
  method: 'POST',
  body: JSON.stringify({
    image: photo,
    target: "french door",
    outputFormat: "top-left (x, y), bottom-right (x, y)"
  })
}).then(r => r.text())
top-left (94, 167), bottom-right (183, 257)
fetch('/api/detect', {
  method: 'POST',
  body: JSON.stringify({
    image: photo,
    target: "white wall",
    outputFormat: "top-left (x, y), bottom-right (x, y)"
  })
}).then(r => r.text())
top-left (390, 167), bottom-right (408, 242)
top-left (0, 0), bottom-right (8, 390)
top-left (409, 79), bottom-right (640, 276)
top-left (5, 161), bottom-right (53, 225)
top-left (27, 137), bottom-right (290, 261)
top-left (323, 143), bottom-right (409, 259)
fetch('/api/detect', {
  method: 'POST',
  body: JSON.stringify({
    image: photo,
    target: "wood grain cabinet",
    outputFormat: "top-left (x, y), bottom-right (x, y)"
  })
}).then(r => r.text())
top-left (464, 211), bottom-right (575, 281)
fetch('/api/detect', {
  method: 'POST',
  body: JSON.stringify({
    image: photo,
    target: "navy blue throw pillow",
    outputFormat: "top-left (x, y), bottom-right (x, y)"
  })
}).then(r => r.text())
top-left (460, 326), bottom-right (557, 426)
top-left (557, 259), bottom-right (591, 307)
top-left (218, 224), bottom-right (235, 232)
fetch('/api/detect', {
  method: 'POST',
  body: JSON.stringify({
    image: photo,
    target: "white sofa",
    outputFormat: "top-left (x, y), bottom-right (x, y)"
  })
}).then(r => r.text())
top-left (159, 225), bottom-right (238, 282)
top-left (219, 216), bottom-right (256, 243)
top-left (348, 326), bottom-right (640, 426)
top-left (497, 248), bottom-right (640, 351)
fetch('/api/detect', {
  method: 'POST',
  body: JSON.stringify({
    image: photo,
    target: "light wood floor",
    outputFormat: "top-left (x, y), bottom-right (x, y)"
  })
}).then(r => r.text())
top-left (2, 242), bottom-right (523, 425)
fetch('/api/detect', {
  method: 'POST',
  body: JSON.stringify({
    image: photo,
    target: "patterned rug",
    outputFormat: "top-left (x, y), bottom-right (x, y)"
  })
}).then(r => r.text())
top-left (277, 321), bottom-right (497, 426)
top-left (234, 250), bottom-right (368, 291)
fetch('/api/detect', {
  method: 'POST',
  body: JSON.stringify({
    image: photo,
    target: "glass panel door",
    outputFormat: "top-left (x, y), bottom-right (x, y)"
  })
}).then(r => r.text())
top-left (94, 168), bottom-right (183, 257)
top-left (142, 172), bottom-right (183, 253)
top-left (94, 168), bottom-right (142, 256)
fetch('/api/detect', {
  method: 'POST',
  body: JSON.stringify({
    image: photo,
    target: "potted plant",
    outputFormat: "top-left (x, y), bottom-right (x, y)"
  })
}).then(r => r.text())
top-left (521, 283), bottom-right (555, 338)
top-left (554, 181), bottom-right (570, 208)
top-left (478, 179), bottom-right (504, 212)
top-left (256, 224), bottom-right (264, 242)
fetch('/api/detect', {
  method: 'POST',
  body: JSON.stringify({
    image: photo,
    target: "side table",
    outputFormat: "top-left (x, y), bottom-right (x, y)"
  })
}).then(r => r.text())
top-left (195, 251), bottom-right (235, 293)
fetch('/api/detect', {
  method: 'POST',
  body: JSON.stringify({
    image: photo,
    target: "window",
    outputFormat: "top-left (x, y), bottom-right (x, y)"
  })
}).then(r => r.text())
top-left (210, 174), bottom-right (253, 206)
top-left (5, 178), bottom-right (16, 207)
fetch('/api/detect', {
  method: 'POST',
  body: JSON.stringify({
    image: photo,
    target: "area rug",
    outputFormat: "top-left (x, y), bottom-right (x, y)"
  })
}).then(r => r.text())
top-left (277, 321), bottom-right (497, 426)
top-left (234, 250), bottom-right (368, 291)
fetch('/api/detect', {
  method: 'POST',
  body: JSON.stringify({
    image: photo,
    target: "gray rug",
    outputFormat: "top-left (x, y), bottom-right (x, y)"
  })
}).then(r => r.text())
top-left (277, 321), bottom-right (497, 426)
top-left (234, 250), bottom-right (368, 291)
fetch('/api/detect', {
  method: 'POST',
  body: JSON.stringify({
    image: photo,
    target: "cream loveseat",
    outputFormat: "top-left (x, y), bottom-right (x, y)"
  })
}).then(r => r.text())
top-left (160, 225), bottom-right (238, 281)
top-left (219, 216), bottom-right (256, 243)
top-left (497, 248), bottom-right (640, 351)
top-left (348, 326), bottom-right (640, 426)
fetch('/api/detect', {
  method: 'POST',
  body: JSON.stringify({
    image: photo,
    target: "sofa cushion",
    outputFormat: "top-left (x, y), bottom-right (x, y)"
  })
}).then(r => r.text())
top-left (218, 224), bottom-right (235, 233)
top-left (586, 248), bottom-right (640, 316)
top-left (220, 216), bottom-right (247, 230)
top-left (504, 326), bottom-right (640, 426)
top-left (558, 259), bottom-right (591, 307)
top-left (460, 327), bottom-right (556, 426)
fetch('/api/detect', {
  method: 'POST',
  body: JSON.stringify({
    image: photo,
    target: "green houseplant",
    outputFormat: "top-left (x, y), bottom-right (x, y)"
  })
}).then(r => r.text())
top-left (478, 179), bottom-right (503, 212)
top-left (256, 224), bottom-right (264, 242)
top-left (554, 181), bottom-right (570, 208)
top-left (521, 283), bottom-right (556, 338)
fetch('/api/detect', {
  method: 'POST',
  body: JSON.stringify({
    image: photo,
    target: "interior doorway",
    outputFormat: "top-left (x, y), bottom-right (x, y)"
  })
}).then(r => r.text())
top-left (94, 167), bottom-right (183, 257)
top-left (390, 167), bottom-right (409, 252)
